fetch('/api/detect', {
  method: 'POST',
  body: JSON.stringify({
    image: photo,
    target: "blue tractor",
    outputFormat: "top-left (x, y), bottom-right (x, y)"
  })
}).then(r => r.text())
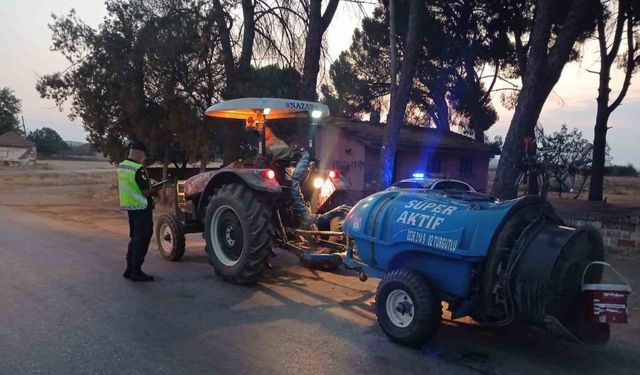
top-left (341, 189), bottom-right (609, 347)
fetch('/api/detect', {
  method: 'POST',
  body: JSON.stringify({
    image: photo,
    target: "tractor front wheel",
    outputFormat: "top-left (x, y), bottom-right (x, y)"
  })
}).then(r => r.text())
top-left (155, 213), bottom-right (186, 261)
top-left (204, 183), bottom-right (274, 285)
top-left (376, 269), bottom-right (442, 347)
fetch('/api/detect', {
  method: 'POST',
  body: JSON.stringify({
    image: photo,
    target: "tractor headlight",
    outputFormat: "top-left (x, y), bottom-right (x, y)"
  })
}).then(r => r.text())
top-left (313, 176), bottom-right (324, 189)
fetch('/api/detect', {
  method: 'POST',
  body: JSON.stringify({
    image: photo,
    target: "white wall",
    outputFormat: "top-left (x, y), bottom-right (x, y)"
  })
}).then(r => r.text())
top-left (0, 146), bottom-right (36, 163)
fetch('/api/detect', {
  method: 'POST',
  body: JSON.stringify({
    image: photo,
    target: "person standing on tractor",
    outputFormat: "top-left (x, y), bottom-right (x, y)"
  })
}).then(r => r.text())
top-left (117, 141), bottom-right (160, 282)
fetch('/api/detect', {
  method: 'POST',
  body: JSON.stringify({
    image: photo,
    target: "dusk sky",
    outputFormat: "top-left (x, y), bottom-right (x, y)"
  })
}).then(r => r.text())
top-left (1, 0), bottom-right (639, 166)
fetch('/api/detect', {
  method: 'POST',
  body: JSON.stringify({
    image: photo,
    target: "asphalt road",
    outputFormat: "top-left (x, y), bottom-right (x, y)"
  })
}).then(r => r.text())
top-left (1, 205), bottom-right (639, 375)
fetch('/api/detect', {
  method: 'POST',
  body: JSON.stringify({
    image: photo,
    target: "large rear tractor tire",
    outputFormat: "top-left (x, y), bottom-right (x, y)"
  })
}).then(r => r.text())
top-left (155, 213), bottom-right (186, 261)
top-left (204, 183), bottom-right (274, 285)
top-left (376, 269), bottom-right (442, 347)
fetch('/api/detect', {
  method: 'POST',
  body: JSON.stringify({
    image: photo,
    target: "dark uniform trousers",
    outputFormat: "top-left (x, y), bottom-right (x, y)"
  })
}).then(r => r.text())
top-left (127, 208), bottom-right (153, 268)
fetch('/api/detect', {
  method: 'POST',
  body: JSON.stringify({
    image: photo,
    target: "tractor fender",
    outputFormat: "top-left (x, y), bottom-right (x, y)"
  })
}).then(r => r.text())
top-left (196, 169), bottom-right (281, 219)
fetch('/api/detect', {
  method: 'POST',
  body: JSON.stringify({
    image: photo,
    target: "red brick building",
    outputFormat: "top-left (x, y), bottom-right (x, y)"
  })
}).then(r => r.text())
top-left (316, 120), bottom-right (500, 198)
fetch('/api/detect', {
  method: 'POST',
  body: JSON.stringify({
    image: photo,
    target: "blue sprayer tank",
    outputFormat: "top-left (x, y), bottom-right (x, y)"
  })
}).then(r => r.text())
top-left (342, 189), bottom-right (606, 335)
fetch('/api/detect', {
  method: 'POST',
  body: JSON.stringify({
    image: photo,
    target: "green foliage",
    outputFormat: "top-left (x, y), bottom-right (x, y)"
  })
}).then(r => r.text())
top-left (535, 124), bottom-right (593, 169)
top-left (0, 87), bottom-right (23, 135)
top-left (322, 1), bottom-right (517, 137)
top-left (534, 124), bottom-right (607, 194)
top-left (242, 65), bottom-right (303, 98)
top-left (604, 164), bottom-right (638, 177)
top-left (486, 135), bottom-right (503, 150)
top-left (27, 127), bottom-right (70, 154)
top-left (37, 1), bottom-right (226, 163)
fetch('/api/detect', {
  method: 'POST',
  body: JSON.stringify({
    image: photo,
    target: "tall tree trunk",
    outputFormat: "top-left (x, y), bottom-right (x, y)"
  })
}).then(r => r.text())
top-left (162, 144), bottom-right (169, 205)
top-left (211, 0), bottom-right (256, 98)
top-left (389, 0), bottom-right (398, 97)
top-left (238, 0), bottom-right (255, 74)
top-left (492, 0), bottom-right (593, 199)
top-left (431, 81), bottom-right (450, 131)
top-left (494, 85), bottom-right (549, 197)
top-left (200, 158), bottom-right (208, 173)
top-left (211, 0), bottom-right (256, 163)
top-left (200, 145), bottom-right (211, 173)
top-left (211, 0), bottom-right (235, 85)
top-left (379, 0), bottom-right (424, 189)
top-left (474, 126), bottom-right (484, 143)
top-left (300, 0), bottom-right (340, 101)
top-left (589, 110), bottom-right (610, 201)
top-left (589, 10), bottom-right (614, 201)
top-left (589, 1), bottom-right (634, 201)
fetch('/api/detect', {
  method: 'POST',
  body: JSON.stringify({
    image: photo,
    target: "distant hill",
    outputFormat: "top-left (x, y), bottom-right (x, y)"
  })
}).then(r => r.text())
top-left (65, 140), bottom-right (84, 148)
top-left (55, 142), bottom-right (107, 161)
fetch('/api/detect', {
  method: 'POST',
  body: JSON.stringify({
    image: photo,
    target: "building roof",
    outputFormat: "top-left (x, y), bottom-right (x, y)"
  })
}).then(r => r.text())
top-left (0, 131), bottom-right (34, 148)
top-left (326, 119), bottom-right (500, 155)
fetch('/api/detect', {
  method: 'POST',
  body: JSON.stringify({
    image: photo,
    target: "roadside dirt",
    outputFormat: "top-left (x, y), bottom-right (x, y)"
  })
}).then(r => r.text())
top-left (0, 161), bottom-right (123, 235)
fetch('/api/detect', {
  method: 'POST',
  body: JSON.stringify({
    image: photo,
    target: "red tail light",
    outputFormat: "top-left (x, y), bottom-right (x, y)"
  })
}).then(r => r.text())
top-left (262, 169), bottom-right (275, 180)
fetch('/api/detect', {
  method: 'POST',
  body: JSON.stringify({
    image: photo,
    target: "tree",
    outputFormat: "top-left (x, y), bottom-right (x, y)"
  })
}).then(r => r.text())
top-left (379, 0), bottom-right (425, 189)
top-left (322, 0), bottom-right (514, 136)
top-left (492, 0), bottom-right (599, 199)
top-left (535, 124), bottom-right (596, 197)
top-left (209, 0), bottom-right (306, 163)
top-left (37, 1), bottom-right (227, 164)
top-left (0, 87), bottom-right (23, 135)
top-left (589, 0), bottom-right (639, 201)
top-left (300, 0), bottom-right (340, 101)
top-left (486, 135), bottom-right (503, 151)
top-left (27, 127), bottom-right (69, 154)
top-left (38, 0), bottom-right (336, 167)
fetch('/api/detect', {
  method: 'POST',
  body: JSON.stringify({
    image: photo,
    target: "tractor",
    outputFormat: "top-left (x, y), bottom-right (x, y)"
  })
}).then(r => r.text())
top-left (155, 98), bottom-right (351, 283)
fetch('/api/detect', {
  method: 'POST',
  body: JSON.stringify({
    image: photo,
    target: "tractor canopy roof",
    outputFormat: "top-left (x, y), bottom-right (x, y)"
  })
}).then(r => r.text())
top-left (205, 97), bottom-right (330, 120)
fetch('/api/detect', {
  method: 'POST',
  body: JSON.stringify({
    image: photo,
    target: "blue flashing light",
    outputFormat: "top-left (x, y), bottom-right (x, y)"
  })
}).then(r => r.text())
top-left (412, 172), bottom-right (425, 179)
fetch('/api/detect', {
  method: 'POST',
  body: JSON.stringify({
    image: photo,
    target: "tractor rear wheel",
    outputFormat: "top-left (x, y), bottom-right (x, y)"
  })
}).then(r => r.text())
top-left (204, 183), bottom-right (274, 285)
top-left (376, 269), bottom-right (442, 347)
top-left (155, 213), bottom-right (186, 261)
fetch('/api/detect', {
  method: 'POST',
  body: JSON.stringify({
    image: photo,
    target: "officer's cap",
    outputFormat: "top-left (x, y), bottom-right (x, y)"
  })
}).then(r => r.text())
top-left (129, 140), bottom-right (147, 152)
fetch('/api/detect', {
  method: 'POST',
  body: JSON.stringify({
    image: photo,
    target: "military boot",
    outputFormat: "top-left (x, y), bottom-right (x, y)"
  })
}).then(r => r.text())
top-left (123, 260), bottom-right (132, 279)
top-left (130, 267), bottom-right (154, 282)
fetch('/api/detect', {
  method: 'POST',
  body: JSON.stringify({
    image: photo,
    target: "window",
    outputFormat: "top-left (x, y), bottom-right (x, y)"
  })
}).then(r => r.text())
top-left (460, 157), bottom-right (473, 175)
top-left (426, 156), bottom-right (441, 174)
top-left (433, 181), bottom-right (472, 191)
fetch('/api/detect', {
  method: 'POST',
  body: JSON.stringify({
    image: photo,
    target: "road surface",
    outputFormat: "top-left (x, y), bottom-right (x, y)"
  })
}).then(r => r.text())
top-left (0, 204), bottom-right (639, 375)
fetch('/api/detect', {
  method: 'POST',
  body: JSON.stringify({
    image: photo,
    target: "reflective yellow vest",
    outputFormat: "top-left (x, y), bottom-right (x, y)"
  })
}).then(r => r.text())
top-left (117, 159), bottom-right (148, 210)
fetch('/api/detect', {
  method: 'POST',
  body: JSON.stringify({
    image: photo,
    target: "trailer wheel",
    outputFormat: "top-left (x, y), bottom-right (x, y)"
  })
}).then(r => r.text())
top-left (155, 213), bottom-right (186, 261)
top-left (376, 269), bottom-right (442, 347)
top-left (204, 183), bottom-right (273, 285)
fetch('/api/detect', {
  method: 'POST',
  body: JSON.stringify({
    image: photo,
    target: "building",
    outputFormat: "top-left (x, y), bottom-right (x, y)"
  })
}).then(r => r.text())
top-left (316, 120), bottom-right (500, 198)
top-left (0, 131), bottom-right (36, 165)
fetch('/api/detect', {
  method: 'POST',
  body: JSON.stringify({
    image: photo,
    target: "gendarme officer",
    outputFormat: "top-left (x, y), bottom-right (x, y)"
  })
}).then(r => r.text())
top-left (118, 141), bottom-right (159, 282)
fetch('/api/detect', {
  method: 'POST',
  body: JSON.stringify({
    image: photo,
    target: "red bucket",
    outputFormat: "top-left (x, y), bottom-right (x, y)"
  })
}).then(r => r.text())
top-left (582, 261), bottom-right (632, 324)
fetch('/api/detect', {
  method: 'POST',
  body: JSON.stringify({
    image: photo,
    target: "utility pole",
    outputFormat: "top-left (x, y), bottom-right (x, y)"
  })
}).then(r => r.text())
top-left (21, 115), bottom-right (26, 135)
